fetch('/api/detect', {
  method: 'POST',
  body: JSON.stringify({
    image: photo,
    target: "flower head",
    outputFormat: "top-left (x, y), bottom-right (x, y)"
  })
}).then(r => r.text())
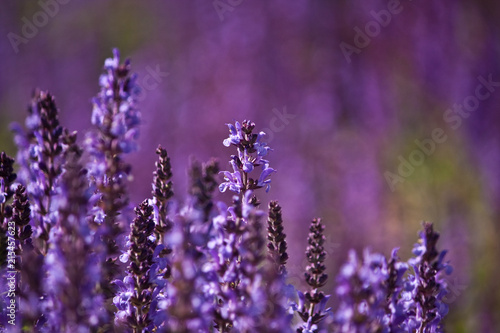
top-left (86, 49), bottom-right (141, 321)
top-left (220, 120), bottom-right (275, 194)
top-left (297, 218), bottom-right (331, 333)
top-left (403, 222), bottom-right (452, 332)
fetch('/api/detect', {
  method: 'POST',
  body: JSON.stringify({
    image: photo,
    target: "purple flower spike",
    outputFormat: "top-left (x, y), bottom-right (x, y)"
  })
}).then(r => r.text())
top-left (114, 200), bottom-right (159, 332)
top-left (220, 120), bottom-right (275, 194)
top-left (86, 49), bottom-right (141, 323)
top-left (383, 248), bottom-right (409, 331)
top-left (403, 222), bottom-right (452, 333)
top-left (267, 201), bottom-right (289, 276)
top-left (297, 218), bottom-right (331, 333)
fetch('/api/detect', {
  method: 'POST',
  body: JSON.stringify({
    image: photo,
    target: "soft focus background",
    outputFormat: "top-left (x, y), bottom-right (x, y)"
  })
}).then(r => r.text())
top-left (1, 1), bottom-right (499, 331)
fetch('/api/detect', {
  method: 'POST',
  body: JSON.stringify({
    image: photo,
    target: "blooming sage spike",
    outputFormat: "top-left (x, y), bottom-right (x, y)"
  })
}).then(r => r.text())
top-left (11, 91), bottom-right (70, 255)
top-left (220, 120), bottom-right (275, 194)
top-left (405, 222), bottom-right (452, 333)
top-left (86, 49), bottom-right (141, 321)
top-left (114, 200), bottom-right (157, 332)
top-left (267, 201), bottom-right (289, 276)
top-left (151, 145), bottom-right (174, 244)
top-left (297, 218), bottom-right (331, 333)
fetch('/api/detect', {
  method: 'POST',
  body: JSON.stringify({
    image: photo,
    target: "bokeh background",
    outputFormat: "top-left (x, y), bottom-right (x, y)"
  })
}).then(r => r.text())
top-left (1, 1), bottom-right (499, 331)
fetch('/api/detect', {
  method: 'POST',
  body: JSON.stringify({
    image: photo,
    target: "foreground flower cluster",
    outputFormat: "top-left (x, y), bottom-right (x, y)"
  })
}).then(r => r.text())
top-left (0, 50), bottom-right (452, 332)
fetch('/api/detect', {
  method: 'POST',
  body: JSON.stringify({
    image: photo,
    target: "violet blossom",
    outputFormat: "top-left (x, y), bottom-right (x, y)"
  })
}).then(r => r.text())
top-left (267, 200), bottom-right (289, 276)
top-left (151, 145), bottom-right (174, 245)
top-left (11, 91), bottom-right (70, 255)
top-left (113, 200), bottom-right (158, 332)
top-left (383, 248), bottom-right (409, 332)
top-left (86, 49), bottom-right (141, 323)
top-left (219, 120), bottom-right (275, 194)
top-left (403, 222), bottom-right (452, 333)
top-left (297, 218), bottom-right (332, 333)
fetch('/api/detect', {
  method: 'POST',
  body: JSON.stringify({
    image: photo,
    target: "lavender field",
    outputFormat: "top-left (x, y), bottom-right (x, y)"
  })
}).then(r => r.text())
top-left (0, 1), bottom-right (499, 332)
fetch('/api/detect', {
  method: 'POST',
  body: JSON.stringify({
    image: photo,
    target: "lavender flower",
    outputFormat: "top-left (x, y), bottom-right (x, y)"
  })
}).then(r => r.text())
top-left (210, 193), bottom-right (291, 332)
top-left (86, 47), bottom-right (140, 231)
top-left (11, 91), bottom-right (69, 255)
top-left (267, 200), bottom-right (289, 276)
top-left (212, 120), bottom-right (292, 331)
top-left (86, 49), bottom-right (141, 321)
top-left (219, 120), bottom-right (275, 194)
top-left (149, 145), bottom-right (175, 288)
top-left (209, 193), bottom-right (254, 331)
top-left (297, 218), bottom-right (331, 333)
top-left (88, 48), bottom-right (140, 157)
top-left (383, 248), bottom-right (409, 331)
top-left (151, 145), bottom-right (174, 244)
top-left (403, 222), bottom-right (452, 333)
top-left (114, 200), bottom-right (158, 332)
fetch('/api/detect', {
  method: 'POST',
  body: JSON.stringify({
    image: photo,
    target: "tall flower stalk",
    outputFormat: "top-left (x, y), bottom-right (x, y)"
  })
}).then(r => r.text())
top-left (219, 120), bottom-right (274, 196)
top-left (212, 121), bottom-right (292, 332)
top-left (297, 218), bottom-right (331, 333)
top-left (11, 91), bottom-right (69, 255)
top-left (267, 200), bottom-right (289, 276)
top-left (150, 145), bottom-right (175, 289)
top-left (383, 248), bottom-right (409, 332)
top-left (7, 92), bottom-right (77, 330)
top-left (404, 222), bottom-right (452, 333)
top-left (114, 201), bottom-right (158, 332)
top-left (86, 49), bottom-right (141, 321)
top-left (151, 145), bottom-right (174, 245)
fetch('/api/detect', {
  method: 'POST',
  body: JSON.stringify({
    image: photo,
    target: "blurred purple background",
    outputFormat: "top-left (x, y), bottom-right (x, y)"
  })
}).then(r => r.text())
top-left (1, 1), bottom-right (499, 330)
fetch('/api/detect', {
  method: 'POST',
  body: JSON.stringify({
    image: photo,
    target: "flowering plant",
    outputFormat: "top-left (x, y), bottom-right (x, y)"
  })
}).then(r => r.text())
top-left (0, 49), bottom-right (452, 332)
